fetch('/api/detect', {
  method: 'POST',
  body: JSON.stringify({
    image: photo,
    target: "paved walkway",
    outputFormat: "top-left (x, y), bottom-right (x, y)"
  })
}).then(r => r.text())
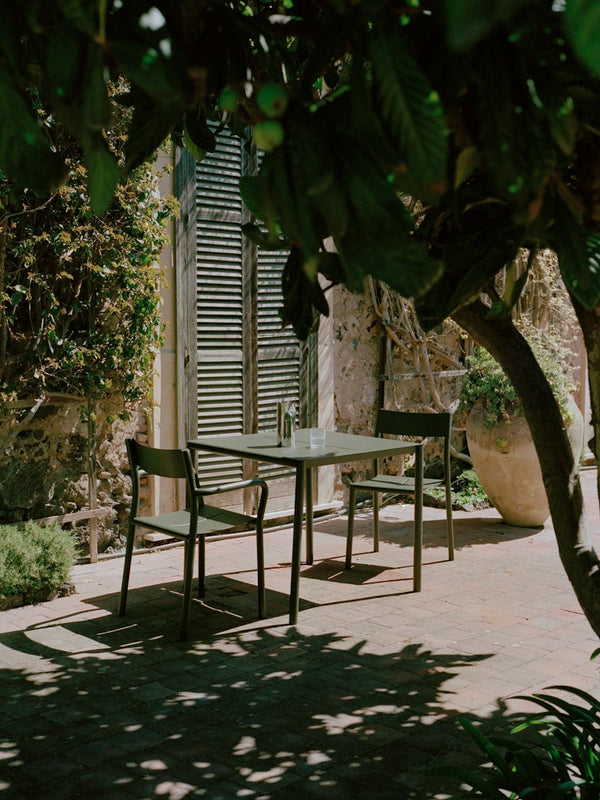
top-left (1, 469), bottom-right (600, 799)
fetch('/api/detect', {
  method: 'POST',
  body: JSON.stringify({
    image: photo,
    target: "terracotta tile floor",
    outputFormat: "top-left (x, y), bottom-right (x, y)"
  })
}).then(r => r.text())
top-left (1, 468), bottom-right (599, 799)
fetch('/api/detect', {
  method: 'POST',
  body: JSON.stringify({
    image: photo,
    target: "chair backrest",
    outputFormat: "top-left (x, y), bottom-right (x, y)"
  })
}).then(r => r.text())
top-left (375, 410), bottom-right (452, 442)
top-left (126, 438), bottom-right (196, 484)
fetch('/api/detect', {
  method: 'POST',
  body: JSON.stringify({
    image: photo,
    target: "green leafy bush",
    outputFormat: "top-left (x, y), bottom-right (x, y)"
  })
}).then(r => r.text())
top-left (459, 329), bottom-right (575, 429)
top-left (0, 522), bottom-right (75, 602)
top-left (0, 80), bottom-right (177, 414)
top-left (438, 682), bottom-right (600, 798)
top-left (429, 467), bottom-right (490, 510)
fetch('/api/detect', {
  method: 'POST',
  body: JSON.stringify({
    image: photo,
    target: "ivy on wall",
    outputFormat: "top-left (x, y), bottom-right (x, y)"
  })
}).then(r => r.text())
top-left (0, 85), bottom-right (177, 414)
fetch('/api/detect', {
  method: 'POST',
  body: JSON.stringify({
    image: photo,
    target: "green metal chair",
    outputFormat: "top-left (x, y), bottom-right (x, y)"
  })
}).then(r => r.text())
top-left (345, 410), bottom-right (454, 569)
top-left (119, 438), bottom-right (269, 640)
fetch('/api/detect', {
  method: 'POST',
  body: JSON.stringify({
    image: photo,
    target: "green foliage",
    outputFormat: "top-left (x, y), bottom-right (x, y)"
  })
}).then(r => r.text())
top-left (429, 467), bottom-right (490, 510)
top-left (2, 2), bottom-right (600, 338)
top-left (459, 331), bottom-right (575, 427)
top-left (0, 522), bottom-right (75, 601)
top-left (0, 87), bottom-right (177, 411)
top-left (437, 682), bottom-right (600, 798)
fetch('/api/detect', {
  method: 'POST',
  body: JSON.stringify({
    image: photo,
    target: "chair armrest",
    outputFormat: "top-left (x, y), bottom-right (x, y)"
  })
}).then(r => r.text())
top-left (195, 478), bottom-right (269, 522)
top-left (196, 477), bottom-right (268, 497)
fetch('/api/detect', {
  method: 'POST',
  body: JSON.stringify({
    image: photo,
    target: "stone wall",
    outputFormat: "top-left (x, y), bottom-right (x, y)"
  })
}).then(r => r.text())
top-left (0, 396), bottom-right (147, 556)
top-left (331, 284), bottom-right (467, 493)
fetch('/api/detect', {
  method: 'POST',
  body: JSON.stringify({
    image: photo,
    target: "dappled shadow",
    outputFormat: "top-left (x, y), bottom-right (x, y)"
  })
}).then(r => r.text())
top-left (313, 509), bottom-right (545, 555)
top-left (0, 590), bottom-right (531, 800)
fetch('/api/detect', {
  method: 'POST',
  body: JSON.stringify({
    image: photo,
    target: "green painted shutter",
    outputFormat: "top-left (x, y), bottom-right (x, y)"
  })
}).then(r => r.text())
top-left (191, 129), bottom-right (303, 494)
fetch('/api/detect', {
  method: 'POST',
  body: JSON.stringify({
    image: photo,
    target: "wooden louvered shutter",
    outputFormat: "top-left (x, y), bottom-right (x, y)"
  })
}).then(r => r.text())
top-left (194, 133), bottom-right (246, 484)
top-left (181, 127), bottom-right (308, 512)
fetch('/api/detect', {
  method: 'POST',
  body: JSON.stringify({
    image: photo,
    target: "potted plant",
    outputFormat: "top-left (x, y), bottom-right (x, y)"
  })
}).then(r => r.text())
top-left (459, 330), bottom-right (583, 527)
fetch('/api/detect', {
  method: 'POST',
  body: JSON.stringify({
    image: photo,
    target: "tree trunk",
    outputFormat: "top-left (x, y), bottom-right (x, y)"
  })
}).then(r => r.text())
top-left (453, 300), bottom-right (600, 639)
top-left (573, 301), bottom-right (600, 506)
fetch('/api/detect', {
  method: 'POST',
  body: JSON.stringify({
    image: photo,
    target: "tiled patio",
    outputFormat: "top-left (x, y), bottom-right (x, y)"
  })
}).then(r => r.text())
top-left (1, 468), bottom-right (600, 799)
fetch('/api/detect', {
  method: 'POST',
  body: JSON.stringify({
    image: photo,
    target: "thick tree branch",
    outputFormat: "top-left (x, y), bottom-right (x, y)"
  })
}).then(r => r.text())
top-left (453, 300), bottom-right (600, 638)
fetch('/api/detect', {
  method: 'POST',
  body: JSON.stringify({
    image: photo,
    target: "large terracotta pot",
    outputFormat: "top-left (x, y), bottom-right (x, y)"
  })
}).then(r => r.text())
top-left (465, 397), bottom-right (583, 527)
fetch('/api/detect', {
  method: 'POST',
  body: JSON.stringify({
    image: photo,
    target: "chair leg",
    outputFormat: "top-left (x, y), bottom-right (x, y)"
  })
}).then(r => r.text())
top-left (373, 492), bottom-right (380, 552)
top-left (256, 523), bottom-right (266, 618)
top-left (305, 469), bottom-right (314, 565)
top-left (445, 482), bottom-right (455, 561)
top-left (345, 486), bottom-right (357, 569)
top-left (118, 523), bottom-right (136, 617)
top-left (197, 535), bottom-right (206, 598)
top-left (180, 537), bottom-right (196, 641)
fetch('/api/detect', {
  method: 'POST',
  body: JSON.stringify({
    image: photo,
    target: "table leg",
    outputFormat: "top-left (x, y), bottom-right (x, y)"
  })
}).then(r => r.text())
top-left (413, 443), bottom-right (423, 592)
top-left (289, 463), bottom-right (306, 624)
top-left (305, 467), bottom-right (313, 565)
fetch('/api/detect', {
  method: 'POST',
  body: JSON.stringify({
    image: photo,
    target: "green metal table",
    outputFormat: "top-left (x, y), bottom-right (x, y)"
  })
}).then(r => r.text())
top-left (188, 428), bottom-right (423, 625)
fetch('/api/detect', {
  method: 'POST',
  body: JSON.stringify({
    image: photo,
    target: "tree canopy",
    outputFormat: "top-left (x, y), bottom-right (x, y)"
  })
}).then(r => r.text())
top-left (4, 0), bottom-right (600, 338)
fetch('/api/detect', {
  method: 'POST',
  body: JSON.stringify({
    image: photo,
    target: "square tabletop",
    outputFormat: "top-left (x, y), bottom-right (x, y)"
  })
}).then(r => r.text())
top-left (188, 428), bottom-right (417, 467)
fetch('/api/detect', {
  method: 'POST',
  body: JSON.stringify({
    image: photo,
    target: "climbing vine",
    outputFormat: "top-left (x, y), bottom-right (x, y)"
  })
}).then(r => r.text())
top-left (0, 84), bottom-right (177, 414)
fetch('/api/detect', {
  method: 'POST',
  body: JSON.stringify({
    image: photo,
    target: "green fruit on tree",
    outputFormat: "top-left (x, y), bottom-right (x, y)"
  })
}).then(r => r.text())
top-left (253, 121), bottom-right (285, 152)
top-left (218, 86), bottom-right (239, 112)
top-left (256, 83), bottom-right (288, 118)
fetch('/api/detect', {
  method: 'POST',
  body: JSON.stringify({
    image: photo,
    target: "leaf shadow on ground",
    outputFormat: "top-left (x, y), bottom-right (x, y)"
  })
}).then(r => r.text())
top-left (0, 576), bottom-right (534, 800)
top-left (315, 511), bottom-right (544, 554)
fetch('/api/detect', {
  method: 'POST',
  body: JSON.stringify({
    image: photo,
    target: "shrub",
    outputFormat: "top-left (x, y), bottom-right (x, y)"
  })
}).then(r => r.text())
top-left (0, 522), bottom-right (75, 602)
top-left (428, 467), bottom-right (490, 510)
top-left (459, 327), bottom-right (575, 429)
top-left (437, 682), bottom-right (600, 798)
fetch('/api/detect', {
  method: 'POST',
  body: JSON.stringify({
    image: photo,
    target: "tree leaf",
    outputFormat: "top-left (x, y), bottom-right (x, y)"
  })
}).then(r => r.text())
top-left (57, 0), bottom-right (99, 37)
top-left (241, 222), bottom-right (287, 250)
top-left (552, 199), bottom-right (600, 309)
top-left (46, 19), bottom-right (85, 105)
top-left (184, 110), bottom-right (217, 155)
top-left (83, 134), bottom-right (121, 215)
top-left (474, 37), bottom-right (556, 212)
top-left (0, 4), bottom-right (26, 78)
top-left (317, 251), bottom-right (346, 285)
top-left (83, 45), bottom-right (111, 131)
top-left (109, 39), bottom-right (186, 115)
top-left (445, 0), bottom-right (531, 51)
top-left (239, 176), bottom-right (261, 217)
top-left (415, 213), bottom-right (522, 329)
top-left (565, 0), bottom-right (600, 78)
top-left (280, 247), bottom-right (327, 340)
top-left (124, 95), bottom-right (180, 172)
top-left (0, 67), bottom-right (67, 192)
top-left (370, 21), bottom-right (448, 185)
top-left (333, 138), bottom-right (441, 296)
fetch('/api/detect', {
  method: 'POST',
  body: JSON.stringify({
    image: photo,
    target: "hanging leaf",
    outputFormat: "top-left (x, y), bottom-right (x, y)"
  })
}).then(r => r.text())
top-left (317, 251), bottom-right (346, 285)
top-left (369, 21), bottom-right (448, 185)
top-left (83, 45), bottom-right (111, 131)
top-left (84, 133), bottom-right (121, 215)
top-left (280, 247), bottom-right (328, 340)
top-left (0, 5), bottom-right (26, 78)
top-left (415, 212), bottom-right (522, 329)
top-left (239, 176), bottom-right (261, 217)
top-left (333, 138), bottom-right (441, 296)
top-left (109, 39), bottom-right (186, 114)
top-left (241, 223), bottom-right (287, 250)
top-left (445, 0), bottom-right (531, 51)
top-left (184, 110), bottom-right (217, 155)
top-left (552, 198), bottom-right (600, 309)
top-left (0, 67), bottom-right (67, 192)
top-left (475, 37), bottom-right (556, 212)
top-left (565, 0), bottom-right (600, 78)
top-left (124, 95), bottom-right (180, 172)
top-left (46, 19), bottom-right (85, 105)
top-left (57, 0), bottom-right (99, 37)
